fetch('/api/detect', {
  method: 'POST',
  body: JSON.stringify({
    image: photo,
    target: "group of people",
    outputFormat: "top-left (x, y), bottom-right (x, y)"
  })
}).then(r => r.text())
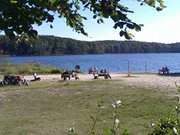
top-left (88, 67), bottom-right (109, 74)
top-left (88, 67), bottom-right (98, 74)
top-left (158, 66), bottom-right (170, 75)
top-left (88, 67), bottom-right (111, 79)
top-left (32, 65), bottom-right (112, 81)
top-left (61, 70), bottom-right (79, 80)
top-left (100, 69), bottom-right (107, 74)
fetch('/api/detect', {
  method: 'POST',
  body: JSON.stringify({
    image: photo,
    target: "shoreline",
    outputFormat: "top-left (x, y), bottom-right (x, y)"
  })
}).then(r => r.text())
top-left (24, 73), bottom-right (180, 91)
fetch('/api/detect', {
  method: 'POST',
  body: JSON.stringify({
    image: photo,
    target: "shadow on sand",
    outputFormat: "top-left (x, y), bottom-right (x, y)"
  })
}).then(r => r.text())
top-left (158, 73), bottom-right (180, 77)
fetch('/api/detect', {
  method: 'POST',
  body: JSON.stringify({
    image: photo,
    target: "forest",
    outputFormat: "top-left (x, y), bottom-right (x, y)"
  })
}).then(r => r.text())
top-left (0, 35), bottom-right (180, 56)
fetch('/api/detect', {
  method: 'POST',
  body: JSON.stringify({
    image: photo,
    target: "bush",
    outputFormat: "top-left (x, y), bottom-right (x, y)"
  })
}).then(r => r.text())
top-left (50, 69), bottom-right (62, 74)
top-left (0, 63), bottom-right (63, 75)
top-left (148, 108), bottom-right (180, 135)
top-left (142, 83), bottom-right (180, 135)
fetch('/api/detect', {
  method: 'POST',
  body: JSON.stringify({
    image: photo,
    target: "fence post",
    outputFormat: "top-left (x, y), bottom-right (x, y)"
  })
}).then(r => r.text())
top-left (145, 62), bottom-right (147, 73)
top-left (128, 60), bottom-right (130, 77)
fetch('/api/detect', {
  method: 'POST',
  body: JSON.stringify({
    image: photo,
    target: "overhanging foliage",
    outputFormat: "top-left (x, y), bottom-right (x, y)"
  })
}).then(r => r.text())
top-left (0, 0), bottom-right (165, 39)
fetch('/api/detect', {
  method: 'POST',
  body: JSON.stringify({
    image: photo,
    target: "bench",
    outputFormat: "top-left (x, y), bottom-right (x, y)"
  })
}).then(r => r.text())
top-left (93, 73), bottom-right (111, 79)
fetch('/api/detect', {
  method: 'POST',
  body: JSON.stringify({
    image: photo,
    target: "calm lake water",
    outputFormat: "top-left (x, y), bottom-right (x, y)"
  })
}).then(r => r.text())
top-left (1, 53), bottom-right (180, 73)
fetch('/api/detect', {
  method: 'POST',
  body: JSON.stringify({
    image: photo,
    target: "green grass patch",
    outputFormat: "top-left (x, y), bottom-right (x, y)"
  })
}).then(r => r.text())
top-left (0, 63), bottom-right (63, 75)
top-left (0, 80), bottom-right (177, 135)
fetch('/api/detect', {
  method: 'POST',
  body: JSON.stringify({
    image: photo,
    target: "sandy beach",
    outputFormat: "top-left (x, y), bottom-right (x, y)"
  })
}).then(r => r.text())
top-left (24, 73), bottom-right (180, 91)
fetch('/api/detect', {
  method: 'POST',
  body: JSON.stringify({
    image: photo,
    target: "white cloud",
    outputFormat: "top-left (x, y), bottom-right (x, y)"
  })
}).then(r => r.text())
top-left (134, 13), bottom-right (180, 43)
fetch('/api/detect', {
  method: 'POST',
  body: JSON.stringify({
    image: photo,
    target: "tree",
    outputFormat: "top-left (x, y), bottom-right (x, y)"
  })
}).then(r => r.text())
top-left (0, 0), bottom-right (165, 40)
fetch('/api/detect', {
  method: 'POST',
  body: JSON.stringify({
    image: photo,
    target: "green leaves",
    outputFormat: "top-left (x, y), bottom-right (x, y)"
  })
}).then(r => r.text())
top-left (10, 0), bottom-right (17, 4)
top-left (149, 117), bottom-right (180, 135)
top-left (140, 0), bottom-right (166, 11)
top-left (0, 0), bottom-right (166, 40)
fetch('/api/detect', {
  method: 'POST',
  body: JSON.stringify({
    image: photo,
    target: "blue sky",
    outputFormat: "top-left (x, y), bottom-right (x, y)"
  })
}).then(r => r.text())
top-left (34, 0), bottom-right (180, 43)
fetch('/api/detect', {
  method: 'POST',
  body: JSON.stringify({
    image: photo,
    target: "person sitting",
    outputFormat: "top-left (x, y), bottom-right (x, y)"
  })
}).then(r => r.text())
top-left (162, 67), bottom-right (166, 74)
top-left (61, 70), bottom-right (72, 80)
top-left (164, 66), bottom-right (170, 74)
top-left (33, 73), bottom-right (41, 81)
top-left (158, 66), bottom-right (170, 75)
top-left (74, 73), bottom-right (79, 80)
top-left (88, 67), bottom-right (93, 74)
top-left (100, 69), bottom-right (104, 73)
top-left (33, 73), bottom-right (37, 79)
top-left (93, 73), bottom-right (98, 79)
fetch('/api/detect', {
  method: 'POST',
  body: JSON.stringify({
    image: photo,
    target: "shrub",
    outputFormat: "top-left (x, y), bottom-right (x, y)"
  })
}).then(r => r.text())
top-left (50, 69), bottom-right (62, 74)
top-left (0, 63), bottom-right (63, 75)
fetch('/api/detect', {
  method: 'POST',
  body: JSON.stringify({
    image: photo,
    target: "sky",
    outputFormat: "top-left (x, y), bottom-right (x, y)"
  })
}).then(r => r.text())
top-left (34, 0), bottom-right (180, 43)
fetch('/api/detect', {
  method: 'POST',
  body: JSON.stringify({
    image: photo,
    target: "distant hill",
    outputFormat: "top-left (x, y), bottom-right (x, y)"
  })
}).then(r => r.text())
top-left (0, 35), bottom-right (180, 56)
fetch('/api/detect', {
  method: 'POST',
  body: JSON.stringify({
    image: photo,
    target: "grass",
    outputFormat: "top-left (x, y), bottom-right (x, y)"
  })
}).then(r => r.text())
top-left (0, 63), bottom-right (63, 75)
top-left (0, 80), bottom-right (177, 135)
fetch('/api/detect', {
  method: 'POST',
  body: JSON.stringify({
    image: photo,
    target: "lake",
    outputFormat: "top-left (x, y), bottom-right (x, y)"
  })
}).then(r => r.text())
top-left (1, 53), bottom-right (180, 73)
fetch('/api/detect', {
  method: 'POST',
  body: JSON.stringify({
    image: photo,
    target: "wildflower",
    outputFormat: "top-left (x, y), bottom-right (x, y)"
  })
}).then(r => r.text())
top-left (151, 123), bottom-right (155, 127)
top-left (173, 127), bottom-right (179, 135)
top-left (116, 100), bottom-right (122, 106)
top-left (112, 100), bottom-right (122, 108)
top-left (68, 127), bottom-right (75, 133)
top-left (115, 118), bottom-right (120, 124)
top-left (112, 103), bottom-right (116, 108)
top-left (115, 118), bottom-right (120, 128)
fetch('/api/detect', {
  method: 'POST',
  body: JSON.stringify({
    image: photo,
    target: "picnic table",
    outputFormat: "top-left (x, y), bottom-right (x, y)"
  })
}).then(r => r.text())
top-left (61, 71), bottom-right (71, 80)
top-left (61, 71), bottom-right (79, 80)
top-left (93, 73), bottom-right (111, 79)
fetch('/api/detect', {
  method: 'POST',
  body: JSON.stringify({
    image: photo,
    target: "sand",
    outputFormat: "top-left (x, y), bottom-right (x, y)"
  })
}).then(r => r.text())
top-left (24, 73), bottom-right (180, 90)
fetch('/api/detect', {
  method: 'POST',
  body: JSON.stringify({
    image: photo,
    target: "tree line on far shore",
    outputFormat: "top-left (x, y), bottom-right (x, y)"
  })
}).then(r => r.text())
top-left (0, 35), bottom-right (180, 56)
